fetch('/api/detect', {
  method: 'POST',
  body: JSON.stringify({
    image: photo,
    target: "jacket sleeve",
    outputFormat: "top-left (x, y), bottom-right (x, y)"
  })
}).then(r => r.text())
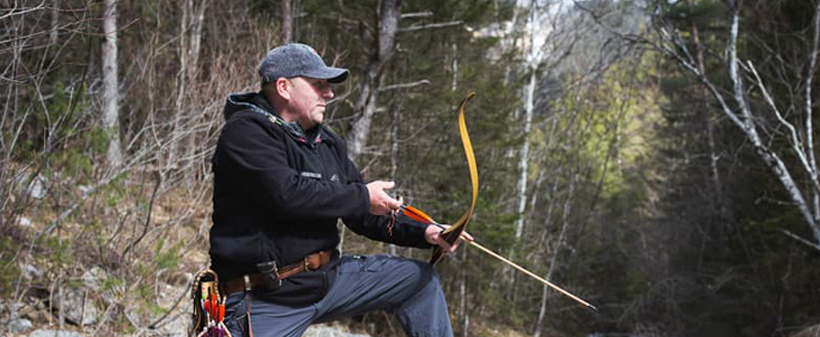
top-left (333, 137), bottom-right (432, 248)
top-left (344, 211), bottom-right (433, 249)
top-left (213, 114), bottom-right (370, 220)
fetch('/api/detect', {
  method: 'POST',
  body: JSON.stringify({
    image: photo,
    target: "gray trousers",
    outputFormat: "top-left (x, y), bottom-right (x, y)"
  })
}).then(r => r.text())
top-left (223, 254), bottom-right (453, 337)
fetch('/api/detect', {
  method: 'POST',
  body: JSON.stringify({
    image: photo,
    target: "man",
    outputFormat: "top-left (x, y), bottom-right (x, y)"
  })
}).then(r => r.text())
top-left (209, 43), bottom-right (468, 337)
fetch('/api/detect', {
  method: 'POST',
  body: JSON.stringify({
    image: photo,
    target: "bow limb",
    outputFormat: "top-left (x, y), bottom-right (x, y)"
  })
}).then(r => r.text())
top-left (430, 92), bottom-right (478, 265)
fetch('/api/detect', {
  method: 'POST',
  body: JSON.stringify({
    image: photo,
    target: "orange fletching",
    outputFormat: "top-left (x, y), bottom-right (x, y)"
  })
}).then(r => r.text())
top-left (403, 205), bottom-right (436, 224)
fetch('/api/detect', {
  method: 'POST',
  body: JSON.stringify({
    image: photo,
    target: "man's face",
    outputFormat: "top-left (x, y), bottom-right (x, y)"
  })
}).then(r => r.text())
top-left (287, 77), bottom-right (334, 130)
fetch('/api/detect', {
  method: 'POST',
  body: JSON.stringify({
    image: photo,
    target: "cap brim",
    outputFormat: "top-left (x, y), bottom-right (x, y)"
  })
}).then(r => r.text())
top-left (304, 67), bottom-right (349, 84)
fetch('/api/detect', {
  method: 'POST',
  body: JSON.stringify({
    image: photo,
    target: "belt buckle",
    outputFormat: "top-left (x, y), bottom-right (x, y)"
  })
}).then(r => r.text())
top-left (304, 256), bottom-right (311, 271)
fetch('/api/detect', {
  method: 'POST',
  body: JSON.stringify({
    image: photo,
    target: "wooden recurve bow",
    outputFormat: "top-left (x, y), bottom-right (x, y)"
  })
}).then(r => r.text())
top-left (428, 92), bottom-right (478, 265)
top-left (407, 92), bottom-right (597, 311)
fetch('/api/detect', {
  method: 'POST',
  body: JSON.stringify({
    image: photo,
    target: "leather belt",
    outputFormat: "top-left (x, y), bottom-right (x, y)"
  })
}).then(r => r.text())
top-left (223, 250), bottom-right (334, 295)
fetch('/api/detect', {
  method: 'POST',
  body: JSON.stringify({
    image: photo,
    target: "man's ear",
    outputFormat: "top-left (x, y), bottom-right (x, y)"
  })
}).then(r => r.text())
top-left (276, 78), bottom-right (291, 101)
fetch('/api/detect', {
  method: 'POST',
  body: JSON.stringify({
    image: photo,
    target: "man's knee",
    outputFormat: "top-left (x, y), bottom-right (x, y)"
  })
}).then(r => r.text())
top-left (399, 258), bottom-right (443, 296)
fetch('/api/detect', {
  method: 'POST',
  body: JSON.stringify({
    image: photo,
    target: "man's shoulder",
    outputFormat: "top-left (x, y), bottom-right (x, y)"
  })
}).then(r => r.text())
top-left (224, 109), bottom-right (285, 132)
top-left (216, 111), bottom-right (289, 150)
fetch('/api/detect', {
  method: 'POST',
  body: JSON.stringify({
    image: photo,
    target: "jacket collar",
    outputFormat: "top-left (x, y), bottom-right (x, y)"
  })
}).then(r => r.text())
top-left (224, 91), bottom-right (330, 146)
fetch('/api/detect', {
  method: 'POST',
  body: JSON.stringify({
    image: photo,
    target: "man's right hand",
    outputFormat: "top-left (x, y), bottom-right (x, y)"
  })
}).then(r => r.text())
top-left (366, 181), bottom-right (402, 215)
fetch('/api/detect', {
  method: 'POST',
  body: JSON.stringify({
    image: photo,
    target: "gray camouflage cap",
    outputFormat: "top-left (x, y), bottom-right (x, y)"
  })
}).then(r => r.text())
top-left (258, 43), bottom-right (349, 85)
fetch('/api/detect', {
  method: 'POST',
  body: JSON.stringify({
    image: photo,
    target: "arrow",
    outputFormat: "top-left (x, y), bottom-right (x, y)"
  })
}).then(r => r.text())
top-left (401, 205), bottom-right (597, 312)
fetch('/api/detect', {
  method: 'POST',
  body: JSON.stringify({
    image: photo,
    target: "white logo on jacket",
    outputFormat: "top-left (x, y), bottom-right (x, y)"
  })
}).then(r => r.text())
top-left (300, 171), bottom-right (322, 179)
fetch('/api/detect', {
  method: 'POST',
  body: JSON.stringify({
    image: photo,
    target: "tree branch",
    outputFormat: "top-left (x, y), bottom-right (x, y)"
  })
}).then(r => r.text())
top-left (747, 61), bottom-right (820, 195)
top-left (398, 20), bottom-right (462, 33)
top-left (400, 12), bottom-right (433, 19)
top-left (779, 229), bottom-right (820, 253)
top-left (0, 1), bottom-right (46, 21)
top-left (378, 79), bottom-right (430, 92)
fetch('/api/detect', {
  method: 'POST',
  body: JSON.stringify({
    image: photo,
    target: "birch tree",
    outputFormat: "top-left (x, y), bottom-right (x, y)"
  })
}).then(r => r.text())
top-left (347, 0), bottom-right (402, 162)
top-left (281, 0), bottom-right (293, 43)
top-left (514, 0), bottom-right (540, 242)
top-left (102, 0), bottom-right (121, 167)
top-left (513, 0), bottom-right (584, 242)
top-left (508, 1), bottom-right (582, 288)
top-left (169, 0), bottom-right (207, 180)
top-left (345, 3), bottom-right (455, 162)
top-left (642, 2), bottom-right (820, 250)
top-left (577, 0), bottom-right (820, 248)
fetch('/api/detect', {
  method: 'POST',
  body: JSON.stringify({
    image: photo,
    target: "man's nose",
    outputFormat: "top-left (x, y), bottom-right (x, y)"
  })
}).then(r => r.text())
top-left (323, 87), bottom-right (334, 99)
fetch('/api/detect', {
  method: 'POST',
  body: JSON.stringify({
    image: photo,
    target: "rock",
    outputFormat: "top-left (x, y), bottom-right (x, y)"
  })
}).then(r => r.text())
top-left (6, 301), bottom-right (22, 318)
top-left (43, 267), bottom-right (107, 326)
top-left (81, 267), bottom-right (106, 292)
top-left (152, 311), bottom-right (188, 337)
top-left (144, 279), bottom-right (189, 337)
top-left (17, 217), bottom-right (32, 227)
top-left (28, 330), bottom-right (82, 337)
top-left (123, 306), bottom-right (143, 328)
top-left (26, 175), bottom-right (48, 199)
top-left (20, 263), bottom-right (44, 281)
top-left (53, 287), bottom-right (98, 326)
top-left (303, 324), bottom-right (371, 337)
top-left (9, 318), bottom-right (33, 333)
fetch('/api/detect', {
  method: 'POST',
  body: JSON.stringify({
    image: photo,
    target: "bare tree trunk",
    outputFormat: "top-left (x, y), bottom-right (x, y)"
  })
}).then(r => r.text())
top-left (185, 0), bottom-right (206, 175)
top-left (451, 41), bottom-right (469, 337)
top-left (805, 2), bottom-right (820, 224)
top-left (50, 0), bottom-right (59, 48)
top-left (508, 0), bottom-right (540, 288)
top-left (515, 70), bottom-right (535, 239)
top-left (169, 0), bottom-right (189, 169)
top-left (347, 0), bottom-right (402, 162)
top-left (1, 10), bottom-right (28, 229)
top-left (726, 10), bottom-right (820, 244)
top-left (503, 4), bottom-right (523, 163)
top-left (534, 175), bottom-right (574, 337)
top-left (170, 0), bottom-right (207, 180)
top-left (292, 0), bottom-right (302, 42)
top-left (691, 20), bottom-right (729, 222)
top-left (102, 0), bottom-right (122, 167)
top-left (459, 251), bottom-right (469, 337)
top-left (514, 0), bottom-right (539, 241)
top-left (388, 94), bottom-right (400, 256)
top-left (281, 0), bottom-right (292, 43)
top-left (452, 43), bottom-right (458, 93)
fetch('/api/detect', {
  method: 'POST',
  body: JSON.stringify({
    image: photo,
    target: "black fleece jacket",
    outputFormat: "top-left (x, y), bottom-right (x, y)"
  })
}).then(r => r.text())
top-left (209, 92), bottom-right (431, 305)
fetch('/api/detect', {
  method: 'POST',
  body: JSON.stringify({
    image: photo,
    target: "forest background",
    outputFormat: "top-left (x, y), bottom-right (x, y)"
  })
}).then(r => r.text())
top-left (2, 0), bottom-right (820, 336)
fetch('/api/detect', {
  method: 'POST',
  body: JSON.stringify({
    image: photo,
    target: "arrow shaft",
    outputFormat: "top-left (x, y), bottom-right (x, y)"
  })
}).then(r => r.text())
top-left (465, 240), bottom-right (596, 311)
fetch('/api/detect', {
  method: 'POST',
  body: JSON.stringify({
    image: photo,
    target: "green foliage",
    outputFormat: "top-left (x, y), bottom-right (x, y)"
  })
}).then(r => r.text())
top-left (17, 82), bottom-right (87, 153)
top-left (99, 172), bottom-right (129, 208)
top-left (10, 81), bottom-right (108, 184)
top-left (0, 237), bottom-right (22, 297)
top-left (153, 239), bottom-right (183, 271)
top-left (39, 236), bottom-right (75, 271)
